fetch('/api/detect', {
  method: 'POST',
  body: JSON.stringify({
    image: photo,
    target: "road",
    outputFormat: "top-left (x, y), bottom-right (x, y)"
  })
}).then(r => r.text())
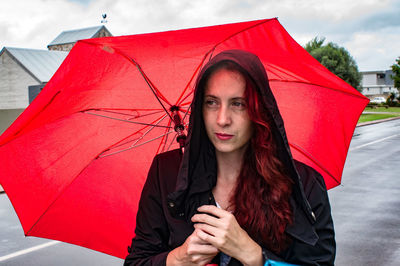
top-left (0, 119), bottom-right (399, 265)
top-left (328, 118), bottom-right (400, 265)
top-left (0, 195), bottom-right (123, 265)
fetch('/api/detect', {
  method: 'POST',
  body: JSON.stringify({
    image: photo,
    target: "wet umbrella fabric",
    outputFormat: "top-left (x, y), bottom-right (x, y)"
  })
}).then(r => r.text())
top-left (0, 18), bottom-right (368, 258)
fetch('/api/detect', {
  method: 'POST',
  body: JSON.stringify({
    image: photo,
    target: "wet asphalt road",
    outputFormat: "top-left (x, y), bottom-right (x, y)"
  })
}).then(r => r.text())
top-left (0, 119), bottom-right (399, 265)
top-left (328, 118), bottom-right (400, 266)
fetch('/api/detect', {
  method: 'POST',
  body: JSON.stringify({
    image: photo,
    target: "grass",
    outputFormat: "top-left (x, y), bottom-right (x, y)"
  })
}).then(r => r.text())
top-left (358, 113), bottom-right (400, 123)
top-left (357, 106), bottom-right (400, 124)
top-left (363, 106), bottom-right (400, 113)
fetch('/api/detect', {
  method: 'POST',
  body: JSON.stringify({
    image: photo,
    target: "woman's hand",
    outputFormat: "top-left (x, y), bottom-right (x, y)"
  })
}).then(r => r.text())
top-left (191, 205), bottom-right (263, 266)
top-left (166, 228), bottom-right (219, 266)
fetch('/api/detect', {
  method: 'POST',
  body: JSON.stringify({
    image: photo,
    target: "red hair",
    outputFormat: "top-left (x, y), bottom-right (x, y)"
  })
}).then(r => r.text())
top-left (202, 61), bottom-right (294, 252)
top-left (232, 76), bottom-right (294, 253)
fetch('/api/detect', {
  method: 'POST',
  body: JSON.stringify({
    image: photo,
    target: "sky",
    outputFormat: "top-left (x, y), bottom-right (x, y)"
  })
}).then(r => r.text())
top-left (1, 0), bottom-right (399, 71)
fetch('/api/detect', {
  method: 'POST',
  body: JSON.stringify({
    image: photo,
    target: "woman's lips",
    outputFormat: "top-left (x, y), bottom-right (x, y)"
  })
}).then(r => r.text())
top-left (215, 133), bottom-right (234, 140)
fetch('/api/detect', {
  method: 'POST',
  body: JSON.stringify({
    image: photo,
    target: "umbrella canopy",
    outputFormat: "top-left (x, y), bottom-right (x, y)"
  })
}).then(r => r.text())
top-left (0, 18), bottom-right (368, 258)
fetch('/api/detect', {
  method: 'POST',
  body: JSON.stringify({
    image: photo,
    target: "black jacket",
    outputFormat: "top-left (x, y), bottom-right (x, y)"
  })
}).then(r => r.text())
top-left (125, 50), bottom-right (335, 265)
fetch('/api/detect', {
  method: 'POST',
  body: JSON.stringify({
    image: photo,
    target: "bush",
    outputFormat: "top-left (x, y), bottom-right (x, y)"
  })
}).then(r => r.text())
top-left (386, 93), bottom-right (398, 107)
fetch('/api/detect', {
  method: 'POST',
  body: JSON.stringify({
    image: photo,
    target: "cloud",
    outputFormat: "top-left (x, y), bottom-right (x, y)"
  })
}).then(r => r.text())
top-left (357, 2), bottom-right (400, 31)
top-left (345, 28), bottom-right (400, 71)
top-left (68, 0), bottom-right (93, 5)
top-left (0, 0), bottom-right (399, 71)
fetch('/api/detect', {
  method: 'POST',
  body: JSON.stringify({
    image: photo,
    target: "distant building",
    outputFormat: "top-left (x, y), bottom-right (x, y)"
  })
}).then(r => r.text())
top-left (0, 25), bottom-right (112, 134)
top-left (0, 47), bottom-right (68, 108)
top-left (48, 25), bottom-right (112, 51)
top-left (361, 70), bottom-right (397, 100)
top-left (0, 47), bottom-right (68, 133)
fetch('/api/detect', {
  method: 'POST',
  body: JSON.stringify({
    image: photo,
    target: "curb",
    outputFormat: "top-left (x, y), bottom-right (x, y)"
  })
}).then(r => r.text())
top-left (357, 115), bottom-right (400, 127)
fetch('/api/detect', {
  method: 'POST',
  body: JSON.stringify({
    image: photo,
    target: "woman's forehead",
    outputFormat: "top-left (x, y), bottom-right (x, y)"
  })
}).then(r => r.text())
top-left (204, 68), bottom-right (246, 97)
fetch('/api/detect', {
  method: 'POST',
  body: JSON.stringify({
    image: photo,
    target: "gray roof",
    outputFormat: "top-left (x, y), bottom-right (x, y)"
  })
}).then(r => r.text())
top-left (48, 25), bottom-right (106, 46)
top-left (2, 47), bottom-right (68, 82)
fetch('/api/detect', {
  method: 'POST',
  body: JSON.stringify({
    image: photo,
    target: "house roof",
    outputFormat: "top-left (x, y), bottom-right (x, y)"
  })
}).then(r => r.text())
top-left (1, 47), bottom-right (68, 83)
top-left (48, 25), bottom-right (109, 47)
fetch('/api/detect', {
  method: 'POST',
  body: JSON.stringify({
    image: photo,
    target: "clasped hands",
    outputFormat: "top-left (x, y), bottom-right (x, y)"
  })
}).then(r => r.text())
top-left (167, 205), bottom-right (262, 266)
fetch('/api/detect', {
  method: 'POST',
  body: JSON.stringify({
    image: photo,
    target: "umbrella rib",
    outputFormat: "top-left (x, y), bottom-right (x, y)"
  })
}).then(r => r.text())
top-left (97, 109), bottom-right (165, 119)
top-left (288, 142), bottom-right (341, 186)
top-left (166, 131), bottom-right (178, 152)
top-left (83, 111), bottom-right (171, 128)
top-left (82, 41), bottom-right (174, 120)
top-left (133, 63), bottom-right (173, 120)
top-left (99, 130), bottom-right (176, 158)
top-left (181, 105), bottom-right (191, 126)
top-left (176, 19), bottom-right (274, 105)
top-left (175, 54), bottom-right (206, 104)
top-left (24, 129), bottom-right (171, 236)
top-left (98, 113), bottom-right (169, 158)
top-left (25, 113), bottom-right (167, 235)
top-left (158, 118), bottom-right (172, 153)
top-left (127, 113), bottom-right (169, 149)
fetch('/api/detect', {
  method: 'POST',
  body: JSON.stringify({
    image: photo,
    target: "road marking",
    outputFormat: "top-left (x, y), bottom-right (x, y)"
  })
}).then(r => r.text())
top-left (0, 241), bottom-right (59, 262)
top-left (350, 134), bottom-right (400, 151)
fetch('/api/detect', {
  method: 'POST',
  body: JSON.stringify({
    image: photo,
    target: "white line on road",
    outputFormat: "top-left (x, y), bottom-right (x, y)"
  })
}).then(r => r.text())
top-left (350, 134), bottom-right (400, 151)
top-left (0, 241), bottom-right (59, 262)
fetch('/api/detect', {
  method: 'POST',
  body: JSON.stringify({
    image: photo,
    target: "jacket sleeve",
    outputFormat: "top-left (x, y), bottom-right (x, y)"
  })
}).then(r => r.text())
top-left (284, 163), bottom-right (336, 265)
top-left (124, 155), bottom-right (171, 266)
top-left (261, 163), bottom-right (336, 265)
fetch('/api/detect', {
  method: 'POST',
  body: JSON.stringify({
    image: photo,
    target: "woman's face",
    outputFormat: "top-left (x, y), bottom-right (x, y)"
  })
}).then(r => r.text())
top-left (203, 68), bottom-right (253, 157)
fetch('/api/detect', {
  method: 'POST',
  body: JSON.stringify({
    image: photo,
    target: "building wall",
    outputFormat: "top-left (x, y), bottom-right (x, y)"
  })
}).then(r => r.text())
top-left (48, 28), bottom-right (112, 51)
top-left (362, 73), bottom-right (376, 86)
top-left (0, 108), bottom-right (24, 134)
top-left (376, 73), bottom-right (386, 85)
top-left (96, 28), bottom-right (112, 38)
top-left (361, 70), bottom-right (397, 98)
top-left (361, 86), bottom-right (397, 98)
top-left (0, 51), bottom-right (39, 109)
top-left (48, 43), bottom-right (75, 52)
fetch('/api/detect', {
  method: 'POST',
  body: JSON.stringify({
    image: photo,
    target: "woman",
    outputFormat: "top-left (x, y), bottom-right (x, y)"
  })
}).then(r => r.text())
top-left (124, 50), bottom-right (335, 265)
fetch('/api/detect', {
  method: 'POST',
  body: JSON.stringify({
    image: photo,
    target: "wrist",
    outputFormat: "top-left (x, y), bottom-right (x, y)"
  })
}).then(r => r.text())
top-left (166, 246), bottom-right (185, 266)
top-left (239, 240), bottom-right (263, 266)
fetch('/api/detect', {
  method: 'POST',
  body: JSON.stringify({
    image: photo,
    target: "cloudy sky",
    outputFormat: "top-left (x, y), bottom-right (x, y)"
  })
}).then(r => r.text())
top-left (1, 0), bottom-right (399, 71)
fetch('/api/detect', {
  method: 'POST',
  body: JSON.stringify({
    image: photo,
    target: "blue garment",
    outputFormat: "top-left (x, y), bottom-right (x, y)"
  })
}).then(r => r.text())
top-left (220, 252), bottom-right (232, 266)
top-left (214, 201), bottom-right (232, 266)
top-left (265, 259), bottom-right (298, 266)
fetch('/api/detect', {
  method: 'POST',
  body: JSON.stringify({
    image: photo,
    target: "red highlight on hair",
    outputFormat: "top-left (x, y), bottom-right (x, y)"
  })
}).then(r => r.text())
top-left (232, 78), bottom-right (294, 253)
top-left (203, 61), bottom-right (294, 252)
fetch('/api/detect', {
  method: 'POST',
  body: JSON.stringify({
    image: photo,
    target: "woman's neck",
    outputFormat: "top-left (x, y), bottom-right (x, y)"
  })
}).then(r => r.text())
top-left (213, 149), bottom-right (245, 211)
top-left (215, 149), bottom-right (245, 183)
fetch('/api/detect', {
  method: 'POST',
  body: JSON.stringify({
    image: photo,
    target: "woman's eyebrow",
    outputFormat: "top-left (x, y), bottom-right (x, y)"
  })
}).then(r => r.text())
top-left (204, 95), bottom-right (245, 100)
top-left (204, 94), bottom-right (218, 99)
top-left (231, 97), bottom-right (246, 101)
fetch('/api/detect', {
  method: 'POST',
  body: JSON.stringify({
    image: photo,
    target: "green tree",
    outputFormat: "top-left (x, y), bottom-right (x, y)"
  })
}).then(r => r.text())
top-left (304, 37), bottom-right (362, 91)
top-left (391, 57), bottom-right (400, 96)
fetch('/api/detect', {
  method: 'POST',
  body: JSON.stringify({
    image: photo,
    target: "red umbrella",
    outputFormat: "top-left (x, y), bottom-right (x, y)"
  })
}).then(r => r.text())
top-left (0, 18), bottom-right (368, 259)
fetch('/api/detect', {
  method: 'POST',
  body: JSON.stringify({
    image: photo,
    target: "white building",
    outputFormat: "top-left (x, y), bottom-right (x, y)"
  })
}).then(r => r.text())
top-left (0, 47), bottom-right (68, 133)
top-left (0, 25), bottom-right (112, 134)
top-left (48, 25), bottom-right (112, 51)
top-left (361, 70), bottom-right (397, 100)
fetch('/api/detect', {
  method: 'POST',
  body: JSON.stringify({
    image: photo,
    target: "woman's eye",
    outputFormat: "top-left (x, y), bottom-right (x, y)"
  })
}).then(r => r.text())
top-left (232, 101), bottom-right (246, 109)
top-left (205, 99), bottom-right (217, 106)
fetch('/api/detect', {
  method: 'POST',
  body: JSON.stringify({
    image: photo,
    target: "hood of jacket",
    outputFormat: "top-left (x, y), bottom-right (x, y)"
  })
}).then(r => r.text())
top-left (167, 49), bottom-right (316, 238)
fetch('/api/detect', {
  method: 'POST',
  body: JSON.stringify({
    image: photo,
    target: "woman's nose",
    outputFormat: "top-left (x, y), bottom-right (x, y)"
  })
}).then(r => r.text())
top-left (216, 106), bottom-right (231, 127)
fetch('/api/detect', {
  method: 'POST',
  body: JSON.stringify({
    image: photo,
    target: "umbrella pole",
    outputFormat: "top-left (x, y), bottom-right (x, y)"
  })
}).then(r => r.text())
top-left (170, 106), bottom-right (186, 150)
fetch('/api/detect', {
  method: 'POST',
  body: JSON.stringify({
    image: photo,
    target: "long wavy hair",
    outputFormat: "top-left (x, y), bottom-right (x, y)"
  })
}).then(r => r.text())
top-left (204, 61), bottom-right (294, 253)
